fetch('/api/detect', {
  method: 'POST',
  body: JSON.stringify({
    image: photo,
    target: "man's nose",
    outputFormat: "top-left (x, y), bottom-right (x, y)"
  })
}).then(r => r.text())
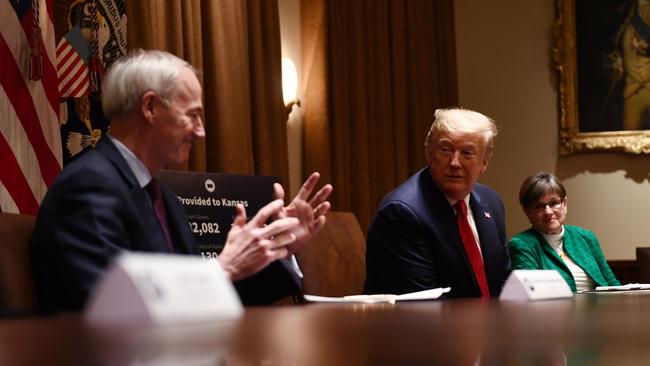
top-left (194, 118), bottom-right (206, 138)
top-left (449, 151), bottom-right (461, 166)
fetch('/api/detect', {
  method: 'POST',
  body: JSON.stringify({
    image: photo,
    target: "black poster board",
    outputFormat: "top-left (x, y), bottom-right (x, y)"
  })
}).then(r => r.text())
top-left (156, 170), bottom-right (280, 258)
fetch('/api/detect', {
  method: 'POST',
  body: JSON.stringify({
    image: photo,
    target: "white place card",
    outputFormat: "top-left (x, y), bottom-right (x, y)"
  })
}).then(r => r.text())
top-left (85, 252), bottom-right (243, 325)
top-left (499, 270), bottom-right (573, 301)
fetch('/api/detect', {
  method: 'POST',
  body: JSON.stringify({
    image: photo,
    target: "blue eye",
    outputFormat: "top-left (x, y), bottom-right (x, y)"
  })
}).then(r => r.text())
top-left (462, 150), bottom-right (476, 159)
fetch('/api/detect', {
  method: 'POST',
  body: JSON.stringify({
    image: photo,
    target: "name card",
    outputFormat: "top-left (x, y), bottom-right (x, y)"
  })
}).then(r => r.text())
top-left (499, 270), bottom-right (573, 301)
top-left (85, 253), bottom-right (243, 325)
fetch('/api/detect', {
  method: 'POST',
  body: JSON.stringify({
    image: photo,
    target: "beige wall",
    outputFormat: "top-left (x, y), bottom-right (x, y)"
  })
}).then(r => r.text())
top-left (454, 0), bottom-right (650, 259)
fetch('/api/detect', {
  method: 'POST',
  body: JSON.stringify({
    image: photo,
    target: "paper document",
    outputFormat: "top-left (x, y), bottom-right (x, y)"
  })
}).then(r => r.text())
top-left (303, 287), bottom-right (451, 304)
top-left (595, 283), bottom-right (650, 291)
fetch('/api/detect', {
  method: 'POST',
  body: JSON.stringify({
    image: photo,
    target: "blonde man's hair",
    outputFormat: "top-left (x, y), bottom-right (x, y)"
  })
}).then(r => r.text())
top-left (424, 108), bottom-right (498, 159)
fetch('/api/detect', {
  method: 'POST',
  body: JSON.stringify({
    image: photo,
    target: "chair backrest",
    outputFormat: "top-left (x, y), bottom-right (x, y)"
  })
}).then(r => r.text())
top-left (296, 211), bottom-right (366, 297)
top-left (0, 213), bottom-right (36, 311)
top-left (636, 247), bottom-right (650, 283)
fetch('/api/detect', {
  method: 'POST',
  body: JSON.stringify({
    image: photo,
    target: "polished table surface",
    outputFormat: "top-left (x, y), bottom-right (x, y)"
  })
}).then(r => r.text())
top-left (2, 292), bottom-right (650, 365)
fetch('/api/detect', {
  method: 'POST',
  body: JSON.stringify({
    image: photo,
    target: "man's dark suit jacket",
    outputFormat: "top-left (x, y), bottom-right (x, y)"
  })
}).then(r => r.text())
top-left (364, 167), bottom-right (511, 297)
top-left (30, 137), bottom-right (297, 313)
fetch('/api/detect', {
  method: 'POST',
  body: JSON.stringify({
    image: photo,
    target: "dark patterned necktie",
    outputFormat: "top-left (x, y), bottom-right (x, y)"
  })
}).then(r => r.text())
top-left (145, 179), bottom-right (174, 253)
top-left (454, 200), bottom-right (489, 298)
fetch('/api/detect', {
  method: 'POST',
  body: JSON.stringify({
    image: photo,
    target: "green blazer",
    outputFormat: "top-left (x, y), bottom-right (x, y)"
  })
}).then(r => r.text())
top-left (508, 225), bottom-right (620, 292)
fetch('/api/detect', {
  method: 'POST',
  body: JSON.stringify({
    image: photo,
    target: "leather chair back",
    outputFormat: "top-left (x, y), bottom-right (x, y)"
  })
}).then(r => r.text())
top-left (296, 211), bottom-right (366, 297)
top-left (636, 247), bottom-right (650, 283)
top-left (0, 213), bottom-right (36, 311)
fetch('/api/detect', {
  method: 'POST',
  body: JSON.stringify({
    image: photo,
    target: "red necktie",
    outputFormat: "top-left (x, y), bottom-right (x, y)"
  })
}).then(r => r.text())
top-left (454, 200), bottom-right (489, 299)
top-left (145, 179), bottom-right (174, 253)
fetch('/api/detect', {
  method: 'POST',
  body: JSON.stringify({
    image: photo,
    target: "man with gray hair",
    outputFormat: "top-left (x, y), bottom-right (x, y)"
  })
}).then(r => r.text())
top-left (364, 108), bottom-right (510, 298)
top-left (31, 50), bottom-right (332, 313)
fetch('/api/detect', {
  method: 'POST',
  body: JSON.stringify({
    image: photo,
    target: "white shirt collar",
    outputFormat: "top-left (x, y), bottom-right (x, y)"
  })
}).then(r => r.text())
top-left (447, 194), bottom-right (471, 211)
top-left (538, 226), bottom-right (565, 251)
top-left (108, 135), bottom-right (152, 188)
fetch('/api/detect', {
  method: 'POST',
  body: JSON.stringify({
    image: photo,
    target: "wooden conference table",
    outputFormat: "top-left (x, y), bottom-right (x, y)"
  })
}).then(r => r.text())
top-left (2, 292), bottom-right (650, 365)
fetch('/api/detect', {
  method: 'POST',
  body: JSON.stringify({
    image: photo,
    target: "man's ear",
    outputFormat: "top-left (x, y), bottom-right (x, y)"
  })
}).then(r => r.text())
top-left (425, 143), bottom-right (434, 165)
top-left (480, 157), bottom-right (489, 175)
top-left (141, 91), bottom-right (157, 124)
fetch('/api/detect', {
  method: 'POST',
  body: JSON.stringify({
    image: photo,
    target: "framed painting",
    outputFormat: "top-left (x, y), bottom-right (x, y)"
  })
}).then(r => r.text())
top-left (553, 0), bottom-right (650, 154)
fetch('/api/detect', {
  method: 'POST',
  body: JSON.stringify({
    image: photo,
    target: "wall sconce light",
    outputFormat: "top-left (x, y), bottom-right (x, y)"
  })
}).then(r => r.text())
top-left (282, 57), bottom-right (303, 197)
top-left (282, 57), bottom-right (301, 111)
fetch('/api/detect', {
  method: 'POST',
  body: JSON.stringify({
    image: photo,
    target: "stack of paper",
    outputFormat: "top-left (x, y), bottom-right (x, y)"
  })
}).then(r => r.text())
top-left (303, 287), bottom-right (451, 304)
top-left (595, 283), bottom-right (650, 291)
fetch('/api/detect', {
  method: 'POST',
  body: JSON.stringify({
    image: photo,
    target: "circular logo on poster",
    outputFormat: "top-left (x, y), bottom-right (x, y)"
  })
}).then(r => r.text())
top-left (204, 179), bottom-right (215, 193)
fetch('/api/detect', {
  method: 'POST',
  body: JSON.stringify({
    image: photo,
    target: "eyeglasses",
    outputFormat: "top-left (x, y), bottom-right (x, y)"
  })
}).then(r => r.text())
top-left (529, 199), bottom-right (564, 212)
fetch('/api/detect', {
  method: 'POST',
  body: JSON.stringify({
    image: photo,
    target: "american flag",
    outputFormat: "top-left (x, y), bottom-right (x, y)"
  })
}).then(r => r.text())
top-left (0, 0), bottom-right (61, 214)
top-left (56, 27), bottom-right (90, 99)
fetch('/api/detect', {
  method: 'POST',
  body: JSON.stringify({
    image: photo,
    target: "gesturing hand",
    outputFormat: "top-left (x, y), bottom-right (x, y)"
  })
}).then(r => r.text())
top-left (273, 172), bottom-right (333, 256)
top-left (217, 199), bottom-right (299, 281)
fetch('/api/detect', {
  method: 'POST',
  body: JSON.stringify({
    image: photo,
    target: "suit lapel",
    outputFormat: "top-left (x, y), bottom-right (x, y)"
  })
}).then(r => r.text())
top-left (127, 188), bottom-right (173, 253)
top-left (469, 190), bottom-right (502, 289)
top-left (420, 170), bottom-right (470, 268)
top-left (96, 137), bottom-right (173, 253)
top-left (562, 228), bottom-right (600, 282)
top-left (161, 187), bottom-right (198, 254)
top-left (470, 191), bottom-right (496, 254)
top-left (533, 229), bottom-right (567, 268)
top-left (95, 137), bottom-right (139, 188)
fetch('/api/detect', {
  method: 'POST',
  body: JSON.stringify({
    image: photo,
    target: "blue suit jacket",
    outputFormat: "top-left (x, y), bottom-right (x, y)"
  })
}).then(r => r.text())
top-left (31, 138), bottom-right (297, 313)
top-left (364, 167), bottom-right (511, 297)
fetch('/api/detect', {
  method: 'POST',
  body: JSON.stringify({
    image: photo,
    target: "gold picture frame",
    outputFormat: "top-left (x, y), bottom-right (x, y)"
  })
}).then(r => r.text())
top-left (553, 0), bottom-right (650, 155)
